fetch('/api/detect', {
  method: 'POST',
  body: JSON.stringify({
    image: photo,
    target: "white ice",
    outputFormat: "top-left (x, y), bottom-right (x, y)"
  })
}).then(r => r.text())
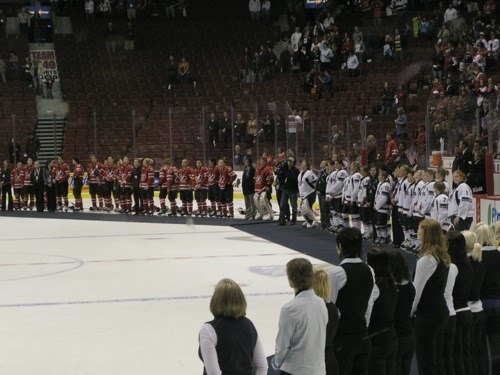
top-left (0, 216), bottom-right (331, 375)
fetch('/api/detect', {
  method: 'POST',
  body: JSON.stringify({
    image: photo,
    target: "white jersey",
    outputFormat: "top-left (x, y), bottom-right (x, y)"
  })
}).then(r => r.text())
top-left (431, 193), bottom-right (451, 231)
top-left (374, 180), bottom-right (392, 214)
top-left (397, 178), bottom-right (411, 212)
top-left (411, 180), bottom-right (425, 218)
top-left (420, 181), bottom-right (436, 217)
top-left (358, 175), bottom-right (371, 204)
top-left (341, 174), bottom-right (350, 202)
top-left (449, 182), bottom-right (474, 219)
top-left (298, 169), bottom-right (317, 199)
top-left (346, 171), bottom-right (362, 203)
top-left (402, 182), bottom-right (415, 213)
top-left (325, 170), bottom-right (337, 197)
top-left (443, 181), bottom-right (451, 196)
top-left (332, 169), bottom-right (348, 198)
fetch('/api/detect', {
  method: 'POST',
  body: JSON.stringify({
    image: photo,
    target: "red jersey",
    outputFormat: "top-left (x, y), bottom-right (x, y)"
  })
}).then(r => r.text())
top-left (178, 166), bottom-right (194, 191)
top-left (73, 164), bottom-right (84, 180)
top-left (146, 165), bottom-right (155, 187)
top-left (140, 166), bottom-right (148, 188)
top-left (51, 164), bottom-right (58, 179)
top-left (254, 165), bottom-right (274, 193)
top-left (11, 167), bottom-right (24, 189)
top-left (218, 166), bottom-right (236, 190)
top-left (56, 162), bottom-right (70, 183)
top-left (122, 163), bottom-right (133, 187)
top-left (207, 166), bottom-right (220, 186)
top-left (87, 162), bottom-right (102, 184)
top-left (104, 163), bottom-right (116, 182)
top-left (159, 165), bottom-right (169, 188)
top-left (385, 139), bottom-right (399, 163)
top-left (166, 166), bottom-right (179, 190)
top-left (23, 164), bottom-right (34, 186)
top-left (194, 166), bottom-right (208, 190)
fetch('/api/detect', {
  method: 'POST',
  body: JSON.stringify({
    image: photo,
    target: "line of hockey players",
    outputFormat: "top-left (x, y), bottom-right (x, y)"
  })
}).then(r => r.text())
top-left (322, 159), bottom-right (475, 252)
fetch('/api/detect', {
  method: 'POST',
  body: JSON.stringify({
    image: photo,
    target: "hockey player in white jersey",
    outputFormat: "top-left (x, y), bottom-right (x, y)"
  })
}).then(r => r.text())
top-left (358, 165), bottom-right (376, 240)
top-left (430, 181), bottom-right (451, 232)
top-left (408, 170), bottom-right (426, 252)
top-left (436, 168), bottom-right (451, 196)
top-left (400, 169), bottom-right (416, 250)
top-left (331, 160), bottom-right (348, 233)
top-left (419, 169), bottom-right (436, 218)
top-left (345, 161), bottom-right (362, 230)
top-left (374, 169), bottom-right (392, 245)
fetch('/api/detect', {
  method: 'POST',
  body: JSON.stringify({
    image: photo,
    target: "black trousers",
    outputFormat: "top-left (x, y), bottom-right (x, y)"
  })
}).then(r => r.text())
top-left (454, 310), bottom-right (473, 375)
top-left (46, 185), bottom-right (57, 211)
top-left (484, 305), bottom-right (500, 375)
top-left (392, 206), bottom-right (404, 246)
top-left (133, 187), bottom-right (141, 213)
top-left (34, 185), bottom-right (45, 212)
top-left (369, 330), bottom-right (398, 375)
top-left (470, 311), bottom-right (486, 375)
top-left (334, 332), bottom-right (371, 375)
top-left (442, 315), bottom-right (457, 375)
top-left (396, 335), bottom-right (415, 375)
top-left (1, 183), bottom-right (13, 211)
top-left (414, 313), bottom-right (449, 375)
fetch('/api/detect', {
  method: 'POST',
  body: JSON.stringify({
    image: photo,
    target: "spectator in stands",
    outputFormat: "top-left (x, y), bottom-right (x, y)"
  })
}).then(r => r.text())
top-left (372, 0), bottom-right (384, 26)
top-left (394, 29), bottom-right (403, 60)
top-left (234, 113), bottom-right (246, 144)
top-left (444, 3), bottom-right (458, 24)
top-left (246, 113), bottom-right (257, 149)
top-left (290, 27), bottom-right (302, 53)
top-left (352, 27), bottom-right (363, 44)
top-left (164, 0), bottom-right (175, 17)
top-left (367, 135), bottom-right (379, 165)
top-left (380, 82), bottom-right (395, 114)
top-left (0, 9), bottom-right (5, 36)
top-left (430, 123), bottom-right (446, 150)
top-left (385, 132), bottom-right (399, 166)
top-left (124, 21), bottom-right (136, 51)
top-left (100, 0), bottom-right (112, 18)
top-left (8, 138), bottom-right (20, 164)
top-left (178, 57), bottom-right (189, 83)
top-left (346, 51), bottom-right (359, 77)
top-left (450, 12), bottom-right (467, 42)
top-left (467, 150), bottom-right (486, 194)
top-left (317, 70), bottom-right (332, 100)
top-left (127, 0), bottom-right (137, 19)
top-left (26, 135), bottom-right (40, 161)
top-left (22, 57), bottom-right (32, 85)
top-left (240, 46), bottom-right (252, 82)
top-left (207, 112), bottom-right (219, 148)
top-left (0, 56), bottom-right (6, 82)
top-left (167, 55), bottom-right (177, 88)
top-left (85, 0), bottom-right (95, 19)
top-left (323, 13), bottom-right (334, 31)
top-left (1, 160), bottom-right (13, 211)
top-left (104, 22), bottom-right (116, 53)
top-left (354, 36), bottom-right (366, 63)
top-left (394, 107), bottom-right (408, 141)
top-left (45, 76), bottom-right (54, 99)
top-left (383, 34), bottom-right (394, 60)
top-left (261, 0), bottom-right (270, 20)
top-left (9, 51), bottom-right (18, 79)
top-left (234, 145), bottom-right (244, 169)
top-left (330, 125), bottom-right (344, 148)
top-left (319, 41), bottom-right (334, 71)
top-left (35, 60), bottom-right (44, 97)
top-left (17, 7), bottom-right (29, 34)
top-left (249, 0), bottom-right (260, 21)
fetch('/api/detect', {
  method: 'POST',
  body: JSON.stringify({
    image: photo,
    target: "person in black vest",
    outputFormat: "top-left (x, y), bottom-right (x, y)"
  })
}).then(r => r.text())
top-left (326, 227), bottom-right (378, 375)
top-left (198, 278), bottom-right (267, 375)
top-left (277, 156), bottom-right (299, 226)
top-left (44, 159), bottom-right (57, 212)
top-left (446, 231), bottom-right (474, 375)
top-left (388, 249), bottom-right (416, 375)
top-left (475, 222), bottom-right (500, 374)
top-left (367, 248), bottom-right (398, 375)
top-left (242, 158), bottom-right (255, 219)
top-left (316, 160), bottom-right (329, 229)
top-left (411, 219), bottom-right (451, 375)
top-left (30, 160), bottom-right (45, 212)
top-left (312, 268), bottom-right (340, 375)
top-left (1, 159), bottom-right (13, 211)
top-left (462, 230), bottom-right (486, 375)
top-left (132, 158), bottom-right (142, 215)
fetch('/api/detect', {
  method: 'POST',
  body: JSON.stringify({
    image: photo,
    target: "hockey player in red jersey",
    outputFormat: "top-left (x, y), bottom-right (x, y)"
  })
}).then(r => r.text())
top-left (178, 158), bottom-right (195, 216)
top-left (140, 158), bottom-right (155, 215)
top-left (11, 161), bottom-right (24, 210)
top-left (193, 159), bottom-right (208, 216)
top-left (115, 159), bottom-right (125, 212)
top-left (103, 158), bottom-right (116, 212)
top-left (217, 158), bottom-right (237, 217)
top-left (121, 157), bottom-right (133, 214)
top-left (166, 159), bottom-right (180, 216)
top-left (206, 158), bottom-right (220, 216)
top-left (56, 156), bottom-right (70, 211)
top-left (22, 158), bottom-right (35, 209)
top-left (158, 158), bottom-right (172, 216)
top-left (254, 157), bottom-right (274, 220)
top-left (87, 155), bottom-right (103, 211)
top-left (72, 158), bottom-right (84, 211)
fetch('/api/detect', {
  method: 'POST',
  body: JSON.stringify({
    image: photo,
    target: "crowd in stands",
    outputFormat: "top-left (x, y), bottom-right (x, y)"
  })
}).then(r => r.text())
top-left (200, 222), bottom-right (500, 375)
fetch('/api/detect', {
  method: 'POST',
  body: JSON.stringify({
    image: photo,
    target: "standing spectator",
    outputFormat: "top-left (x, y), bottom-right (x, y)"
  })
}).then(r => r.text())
top-left (412, 219), bottom-right (451, 375)
top-left (44, 76), bottom-right (54, 99)
top-left (166, 55), bottom-right (177, 88)
top-left (277, 156), bottom-right (299, 226)
top-left (249, 0), bottom-right (260, 21)
top-left (260, 0), bottom-right (270, 20)
top-left (320, 42), bottom-right (334, 71)
top-left (126, 0), bottom-right (136, 19)
top-left (124, 21), bottom-right (136, 51)
top-left (394, 29), bottom-right (403, 60)
top-left (234, 113), bottom-right (246, 144)
top-left (373, 0), bottom-right (384, 26)
top-left (22, 57), bottom-right (32, 85)
top-left (198, 278), bottom-right (267, 375)
top-left (104, 22), bottom-right (116, 53)
top-left (0, 56), bottom-right (6, 82)
top-left (85, 0), bottom-right (95, 19)
top-left (346, 51), bottom-right (359, 77)
top-left (326, 227), bottom-right (378, 375)
top-left (290, 27), bottom-right (302, 53)
top-left (242, 158), bottom-right (255, 219)
top-left (207, 112), bottom-right (219, 148)
top-left (234, 145), bottom-right (244, 168)
top-left (164, 0), bottom-right (175, 17)
top-left (273, 258), bottom-right (328, 375)
top-left (385, 132), bottom-right (399, 168)
top-left (381, 82), bottom-right (395, 114)
top-left (354, 36), bottom-right (366, 63)
top-left (8, 138), bottom-right (20, 164)
top-left (1, 160), bottom-right (13, 211)
top-left (394, 107), bottom-right (409, 141)
top-left (219, 112), bottom-right (231, 149)
top-left (246, 113), bottom-right (257, 149)
top-left (444, 3), bottom-right (458, 24)
top-left (9, 51), bottom-right (18, 79)
top-left (17, 7), bottom-right (29, 34)
top-left (177, 57), bottom-right (190, 83)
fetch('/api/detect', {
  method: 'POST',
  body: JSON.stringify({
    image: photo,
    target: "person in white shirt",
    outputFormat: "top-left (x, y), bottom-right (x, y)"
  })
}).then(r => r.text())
top-left (323, 13), bottom-right (334, 31)
top-left (260, 0), bottom-right (271, 20)
top-left (290, 27), bottom-right (302, 53)
top-left (449, 170), bottom-right (474, 230)
top-left (444, 3), bottom-right (458, 24)
top-left (249, 0), bottom-right (261, 21)
top-left (199, 279), bottom-right (268, 375)
top-left (319, 42), bottom-right (334, 71)
top-left (346, 51), bottom-right (360, 77)
top-left (85, 0), bottom-right (95, 19)
top-left (488, 33), bottom-right (499, 59)
top-left (298, 160), bottom-right (319, 228)
top-left (273, 258), bottom-right (328, 375)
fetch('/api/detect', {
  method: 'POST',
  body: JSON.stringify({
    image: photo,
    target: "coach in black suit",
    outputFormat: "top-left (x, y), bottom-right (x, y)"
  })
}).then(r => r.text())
top-left (31, 160), bottom-right (45, 212)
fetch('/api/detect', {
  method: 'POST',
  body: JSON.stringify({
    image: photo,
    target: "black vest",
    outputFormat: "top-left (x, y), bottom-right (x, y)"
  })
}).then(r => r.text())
top-left (481, 249), bottom-right (500, 300)
top-left (453, 262), bottom-right (474, 310)
top-left (394, 282), bottom-right (416, 337)
top-left (199, 317), bottom-right (257, 375)
top-left (415, 259), bottom-right (449, 319)
top-left (336, 262), bottom-right (374, 335)
top-left (369, 283), bottom-right (398, 340)
top-left (468, 258), bottom-right (486, 302)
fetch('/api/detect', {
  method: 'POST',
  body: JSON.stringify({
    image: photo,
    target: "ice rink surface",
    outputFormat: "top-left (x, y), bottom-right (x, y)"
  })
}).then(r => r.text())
top-left (0, 216), bottom-right (332, 375)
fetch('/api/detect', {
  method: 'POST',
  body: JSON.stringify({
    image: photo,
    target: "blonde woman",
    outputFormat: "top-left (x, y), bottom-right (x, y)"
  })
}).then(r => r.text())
top-left (462, 230), bottom-right (486, 375)
top-left (312, 268), bottom-right (339, 375)
top-left (198, 279), bottom-right (267, 375)
top-left (474, 222), bottom-right (500, 374)
top-left (412, 219), bottom-right (451, 375)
